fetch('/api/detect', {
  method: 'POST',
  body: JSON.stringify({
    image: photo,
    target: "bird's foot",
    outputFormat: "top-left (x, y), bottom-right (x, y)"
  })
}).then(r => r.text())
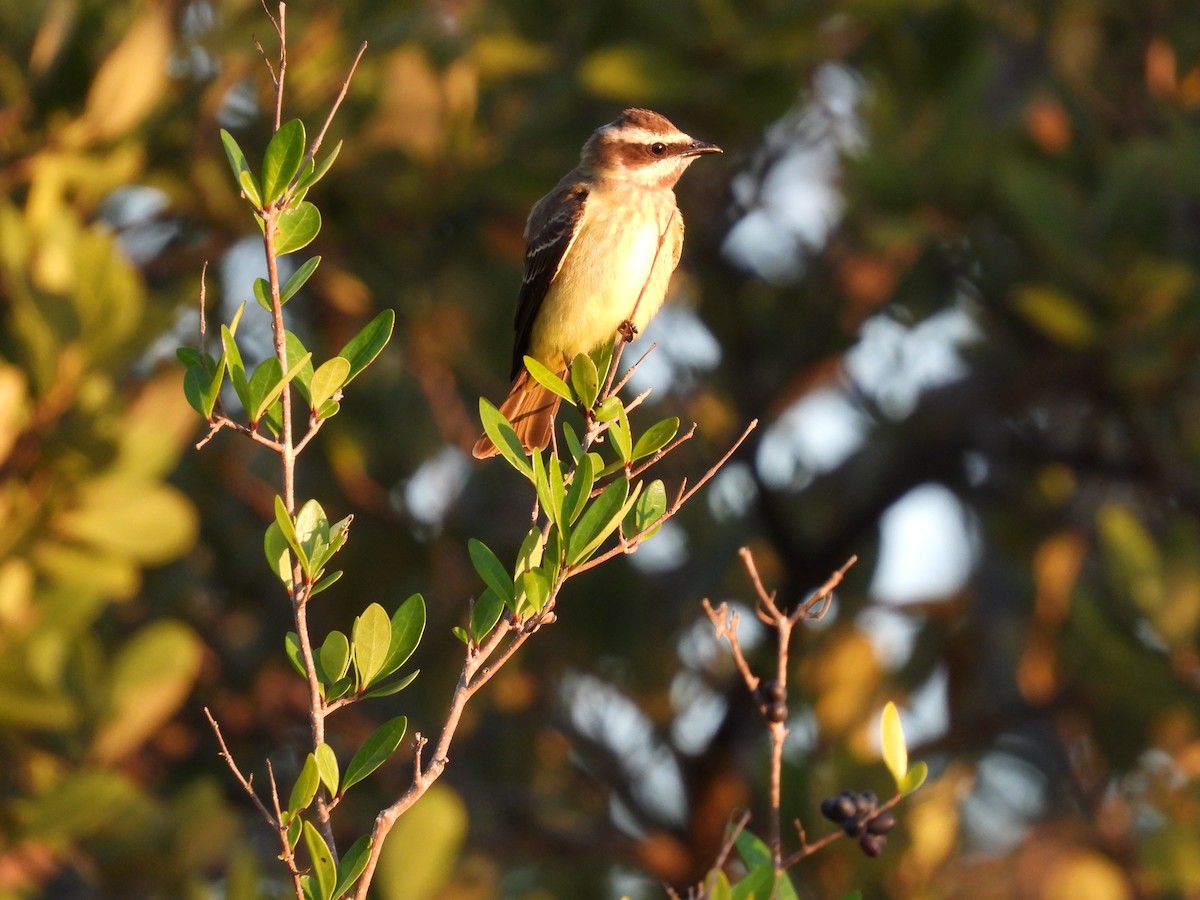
top-left (618, 319), bottom-right (638, 343)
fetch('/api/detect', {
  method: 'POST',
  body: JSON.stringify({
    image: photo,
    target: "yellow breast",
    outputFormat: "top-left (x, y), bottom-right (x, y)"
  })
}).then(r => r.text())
top-left (529, 186), bottom-right (682, 369)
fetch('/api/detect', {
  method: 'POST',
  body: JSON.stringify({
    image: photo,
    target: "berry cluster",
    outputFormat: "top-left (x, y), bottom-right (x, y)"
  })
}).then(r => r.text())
top-left (820, 790), bottom-right (896, 857)
top-left (757, 679), bottom-right (788, 724)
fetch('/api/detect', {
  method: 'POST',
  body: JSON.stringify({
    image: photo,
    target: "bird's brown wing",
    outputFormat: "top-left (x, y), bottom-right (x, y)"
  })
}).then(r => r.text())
top-left (510, 177), bottom-right (589, 379)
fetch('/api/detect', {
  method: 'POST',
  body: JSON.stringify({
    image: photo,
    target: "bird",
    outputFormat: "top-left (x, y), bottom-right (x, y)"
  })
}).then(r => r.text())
top-left (472, 108), bottom-right (721, 459)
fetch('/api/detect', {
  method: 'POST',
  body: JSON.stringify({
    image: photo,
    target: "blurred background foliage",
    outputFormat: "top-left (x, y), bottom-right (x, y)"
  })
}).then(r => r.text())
top-left (2, 0), bottom-right (1200, 897)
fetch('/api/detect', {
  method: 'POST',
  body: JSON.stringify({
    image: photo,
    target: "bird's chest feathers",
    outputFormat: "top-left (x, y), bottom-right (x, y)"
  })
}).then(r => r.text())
top-left (533, 187), bottom-right (680, 363)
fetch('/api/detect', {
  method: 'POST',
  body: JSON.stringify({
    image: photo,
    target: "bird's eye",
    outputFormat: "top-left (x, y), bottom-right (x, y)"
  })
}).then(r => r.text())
top-left (650, 142), bottom-right (667, 156)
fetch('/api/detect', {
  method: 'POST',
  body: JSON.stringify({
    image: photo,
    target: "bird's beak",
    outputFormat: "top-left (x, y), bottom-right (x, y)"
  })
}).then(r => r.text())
top-left (682, 139), bottom-right (722, 157)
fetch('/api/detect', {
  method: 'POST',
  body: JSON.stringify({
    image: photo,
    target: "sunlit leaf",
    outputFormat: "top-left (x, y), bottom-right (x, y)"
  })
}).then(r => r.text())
top-left (567, 477), bottom-right (629, 565)
top-left (309, 357), bottom-right (350, 411)
top-left (901, 760), bottom-right (928, 796)
top-left (468, 538), bottom-right (515, 610)
top-left (380, 593), bottom-right (426, 677)
top-left (479, 398), bottom-right (532, 479)
top-left (338, 309), bottom-right (395, 385)
top-left (220, 129), bottom-right (254, 189)
top-left (881, 701), bottom-right (908, 789)
top-left (470, 588), bottom-right (504, 642)
top-left (262, 119), bottom-right (306, 205)
top-left (288, 753), bottom-right (319, 815)
top-left (570, 353), bottom-right (599, 410)
top-left (281, 255), bottom-right (321, 304)
top-left (274, 202), bottom-right (321, 255)
top-left (302, 820), bottom-right (336, 900)
top-left (523, 356), bottom-right (574, 403)
top-left (352, 603), bottom-right (392, 689)
top-left (296, 140), bottom-right (343, 194)
top-left (284, 632), bottom-right (306, 679)
top-left (318, 631), bottom-right (351, 684)
top-left (315, 743), bottom-right (339, 796)
top-left (332, 833), bottom-right (371, 899)
top-left (633, 416), bottom-right (680, 461)
top-left (362, 669), bottom-right (419, 699)
top-left (342, 716), bottom-right (407, 792)
top-left (623, 478), bottom-right (666, 539)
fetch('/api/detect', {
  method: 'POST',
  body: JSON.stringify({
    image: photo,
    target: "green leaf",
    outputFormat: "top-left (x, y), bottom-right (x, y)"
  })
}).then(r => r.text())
top-left (274, 496), bottom-right (308, 574)
top-left (735, 828), bottom-right (771, 869)
top-left (564, 454), bottom-right (595, 525)
top-left (705, 870), bottom-right (733, 900)
top-left (470, 589), bottom-right (505, 642)
top-left (570, 352), bottom-right (599, 410)
top-left (589, 337), bottom-right (616, 386)
top-left (901, 760), bottom-right (928, 796)
top-left (468, 538), bottom-right (516, 609)
top-left (296, 140), bottom-right (343, 194)
top-left (176, 347), bottom-right (202, 368)
top-left (547, 453), bottom-right (567, 532)
top-left (252, 351), bottom-right (313, 423)
top-left (302, 820), bottom-right (336, 900)
top-left (515, 568), bottom-right (550, 614)
top-left (567, 477), bottom-right (629, 565)
top-left (253, 277), bottom-right (272, 312)
top-left (881, 701), bottom-right (908, 788)
top-left (731, 864), bottom-right (776, 900)
top-left (632, 416), bottom-right (680, 461)
top-left (451, 626), bottom-right (470, 645)
top-left (288, 753), bottom-right (319, 815)
top-left (594, 395), bottom-right (623, 422)
top-left (264, 521), bottom-right (293, 588)
top-left (624, 478), bottom-right (666, 539)
top-left (342, 716), bottom-right (407, 793)
top-left (246, 357), bottom-right (282, 425)
top-left (352, 603), bottom-right (392, 689)
top-left (478, 398), bottom-right (532, 478)
top-left (285, 331), bottom-right (316, 404)
top-left (284, 632), bottom-right (306, 679)
top-left (523, 356), bottom-right (575, 403)
top-left (362, 669), bottom-right (420, 699)
top-left (609, 404), bottom-right (633, 464)
top-left (315, 743), bottom-right (339, 795)
top-left (220, 325), bottom-right (251, 412)
top-left (274, 201), bottom-right (321, 255)
top-left (238, 169), bottom-right (263, 209)
top-left (310, 569), bottom-right (343, 597)
top-left (285, 814), bottom-right (303, 850)
top-left (318, 631), bottom-right (351, 684)
top-left (309, 357), bottom-right (351, 411)
top-left (531, 449), bottom-right (555, 525)
top-left (220, 129), bottom-right (262, 207)
top-left (262, 119), bottom-right (307, 205)
top-left (281, 255), bottom-right (321, 304)
top-left (561, 421), bottom-right (584, 463)
top-left (380, 594), bottom-right (426, 678)
top-left (338, 309), bottom-right (395, 385)
top-left (332, 833), bottom-right (371, 899)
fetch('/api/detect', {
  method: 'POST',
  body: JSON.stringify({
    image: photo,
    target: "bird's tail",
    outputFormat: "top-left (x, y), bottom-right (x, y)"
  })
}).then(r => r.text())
top-left (472, 368), bottom-right (564, 459)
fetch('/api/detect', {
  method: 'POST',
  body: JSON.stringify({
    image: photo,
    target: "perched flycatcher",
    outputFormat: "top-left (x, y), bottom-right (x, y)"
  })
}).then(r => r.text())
top-left (472, 108), bottom-right (721, 459)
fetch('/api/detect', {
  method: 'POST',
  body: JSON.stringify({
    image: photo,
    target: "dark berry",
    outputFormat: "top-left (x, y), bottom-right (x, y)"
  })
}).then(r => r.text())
top-left (821, 793), bottom-right (856, 823)
top-left (854, 790), bottom-right (878, 814)
top-left (842, 814), bottom-right (866, 838)
top-left (859, 833), bottom-right (887, 858)
top-left (760, 680), bottom-right (786, 703)
top-left (765, 701), bottom-right (788, 724)
top-left (867, 811), bottom-right (896, 835)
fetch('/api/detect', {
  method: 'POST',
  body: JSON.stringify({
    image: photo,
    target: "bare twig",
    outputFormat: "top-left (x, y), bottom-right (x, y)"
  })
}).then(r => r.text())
top-left (204, 708), bottom-right (303, 893)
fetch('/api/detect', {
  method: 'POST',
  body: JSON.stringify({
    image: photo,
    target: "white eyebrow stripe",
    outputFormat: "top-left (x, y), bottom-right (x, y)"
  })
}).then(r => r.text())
top-left (604, 126), bottom-right (691, 144)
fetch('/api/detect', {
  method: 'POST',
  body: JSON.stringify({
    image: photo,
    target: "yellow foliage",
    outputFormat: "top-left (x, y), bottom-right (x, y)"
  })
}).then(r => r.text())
top-left (68, 7), bottom-right (173, 145)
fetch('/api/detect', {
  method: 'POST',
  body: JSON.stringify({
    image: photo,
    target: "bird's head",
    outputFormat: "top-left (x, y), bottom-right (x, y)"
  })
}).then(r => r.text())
top-left (581, 108), bottom-right (721, 189)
